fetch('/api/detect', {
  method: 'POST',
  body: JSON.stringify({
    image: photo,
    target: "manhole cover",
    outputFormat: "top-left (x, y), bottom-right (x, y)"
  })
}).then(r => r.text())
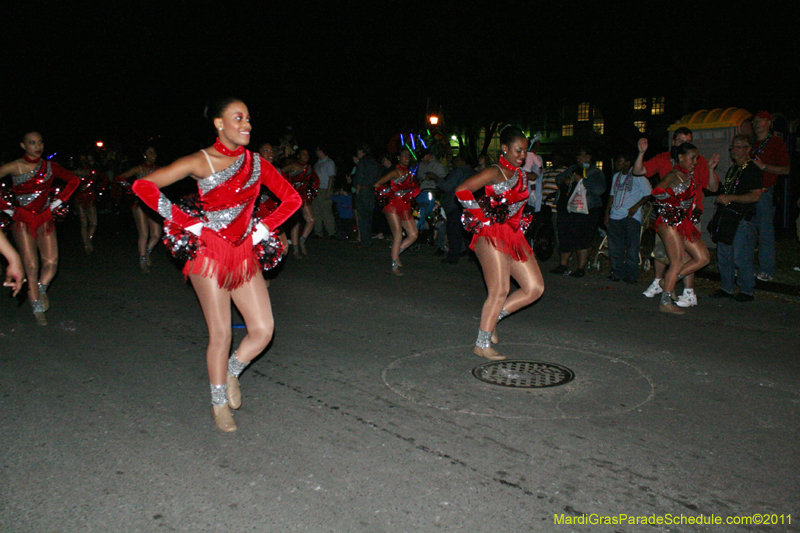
top-left (472, 360), bottom-right (575, 389)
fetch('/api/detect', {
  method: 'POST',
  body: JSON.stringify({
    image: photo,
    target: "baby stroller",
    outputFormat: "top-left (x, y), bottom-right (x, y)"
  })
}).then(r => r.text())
top-left (524, 204), bottom-right (556, 261)
top-left (590, 202), bottom-right (653, 274)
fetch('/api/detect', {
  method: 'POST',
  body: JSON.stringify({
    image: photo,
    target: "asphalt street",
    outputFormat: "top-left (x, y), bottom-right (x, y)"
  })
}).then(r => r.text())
top-left (1, 217), bottom-right (799, 533)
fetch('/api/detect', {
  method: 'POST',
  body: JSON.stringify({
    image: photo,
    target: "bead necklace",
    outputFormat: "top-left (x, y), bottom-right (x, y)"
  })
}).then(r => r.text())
top-left (723, 159), bottom-right (750, 194)
top-left (612, 170), bottom-right (634, 211)
top-left (751, 133), bottom-right (771, 158)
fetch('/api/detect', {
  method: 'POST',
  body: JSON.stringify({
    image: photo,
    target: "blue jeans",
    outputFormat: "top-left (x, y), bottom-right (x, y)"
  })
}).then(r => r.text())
top-left (607, 217), bottom-right (641, 281)
top-left (416, 197), bottom-right (435, 230)
top-left (753, 188), bottom-right (775, 276)
top-left (717, 219), bottom-right (757, 295)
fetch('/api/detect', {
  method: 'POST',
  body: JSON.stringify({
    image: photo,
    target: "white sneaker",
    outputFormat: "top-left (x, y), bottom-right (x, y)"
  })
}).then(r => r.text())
top-left (675, 290), bottom-right (697, 308)
top-left (756, 272), bottom-right (773, 282)
top-left (643, 279), bottom-right (663, 298)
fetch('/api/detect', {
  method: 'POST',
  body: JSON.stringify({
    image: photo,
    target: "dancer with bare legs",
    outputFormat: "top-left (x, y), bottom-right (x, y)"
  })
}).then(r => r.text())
top-left (455, 126), bottom-right (544, 360)
top-left (133, 98), bottom-right (301, 432)
top-left (0, 131), bottom-right (79, 325)
top-left (281, 149), bottom-right (318, 258)
top-left (647, 141), bottom-right (715, 314)
top-left (115, 146), bottom-right (162, 272)
top-left (373, 148), bottom-right (419, 276)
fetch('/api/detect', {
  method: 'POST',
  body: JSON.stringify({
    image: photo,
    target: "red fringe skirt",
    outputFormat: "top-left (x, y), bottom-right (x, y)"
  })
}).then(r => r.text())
top-left (470, 223), bottom-right (533, 262)
top-left (655, 217), bottom-right (700, 242)
top-left (183, 228), bottom-right (260, 290)
top-left (383, 197), bottom-right (413, 221)
top-left (13, 209), bottom-right (55, 237)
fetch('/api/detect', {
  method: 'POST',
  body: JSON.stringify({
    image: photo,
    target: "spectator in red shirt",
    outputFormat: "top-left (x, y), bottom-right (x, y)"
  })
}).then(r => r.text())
top-left (750, 111), bottom-right (790, 282)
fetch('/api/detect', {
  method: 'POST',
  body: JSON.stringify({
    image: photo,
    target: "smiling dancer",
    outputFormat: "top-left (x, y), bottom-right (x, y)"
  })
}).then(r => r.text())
top-left (645, 141), bottom-right (715, 315)
top-left (0, 131), bottom-right (79, 325)
top-left (132, 98), bottom-right (302, 432)
top-left (455, 126), bottom-right (544, 360)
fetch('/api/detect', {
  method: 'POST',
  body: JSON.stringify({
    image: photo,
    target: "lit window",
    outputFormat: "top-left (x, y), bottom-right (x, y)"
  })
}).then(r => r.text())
top-left (593, 119), bottom-right (604, 135)
top-left (651, 96), bottom-right (665, 115)
top-left (562, 124), bottom-right (574, 137)
top-left (545, 161), bottom-right (553, 168)
top-left (595, 161), bottom-right (603, 171)
top-left (578, 102), bottom-right (590, 121)
top-left (634, 121), bottom-right (646, 133)
top-left (634, 98), bottom-right (647, 111)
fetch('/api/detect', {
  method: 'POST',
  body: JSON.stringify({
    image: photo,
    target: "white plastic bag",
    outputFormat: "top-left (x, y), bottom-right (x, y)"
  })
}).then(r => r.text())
top-left (567, 179), bottom-right (589, 214)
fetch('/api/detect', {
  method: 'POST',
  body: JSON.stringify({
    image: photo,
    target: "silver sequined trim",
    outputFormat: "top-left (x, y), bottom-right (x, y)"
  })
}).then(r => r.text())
top-left (12, 162), bottom-right (51, 187)
top-left (17, 192), bottom-right (42, 207)
top-left (157, 195), bottom-right (172, 218)
top-left (205, 204), bottom-right (246, 232)
top-left (198, 155), bottom-right (245, 194)
top-left (210, 383), bottom-right (228, 406)
top-left (31, 299), bottom-right (45, 313)
top-left (491, 166), bottom-right (526, 195)
top-left (672, 179), bottom-right (690, 195)
top-left (679, 199), bottom-right (693, 209)
top-left (476, 329), bottom-right (492, 349)
top-left (653, 191), bottom-right (670, 201)
top-left (507, 199), bottom-right (526, 217)
top-left (228, 352), bottom-right (248, 377)
top-left (244, 156), bottom-right (261, 189)
top-left (459, 199), bottom-right (479, 209)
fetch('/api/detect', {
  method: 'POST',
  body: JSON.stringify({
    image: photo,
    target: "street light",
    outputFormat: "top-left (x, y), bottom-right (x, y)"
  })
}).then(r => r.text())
top-left (429, 115), bottom-right (439, 126)
top-left (96, 141), bottom-right (104, 148)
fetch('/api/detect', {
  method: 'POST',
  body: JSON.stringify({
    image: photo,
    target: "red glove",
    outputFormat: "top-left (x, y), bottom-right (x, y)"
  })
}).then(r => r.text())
top-left (132, 179), bottom-right (202, 231)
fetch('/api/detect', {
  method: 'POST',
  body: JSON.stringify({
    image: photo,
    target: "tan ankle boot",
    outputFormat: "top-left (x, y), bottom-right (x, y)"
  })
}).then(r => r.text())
top-left (473, 346), bottom-right (506, 361)
top-left (227, 374), bottom-right (241, 410)
top-left (211, 404), bottom-right (237, 432)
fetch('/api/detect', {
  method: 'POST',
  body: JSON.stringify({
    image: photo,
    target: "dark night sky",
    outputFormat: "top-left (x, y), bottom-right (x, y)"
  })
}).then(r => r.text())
top-left (2, 3), bottom-right (798, 160)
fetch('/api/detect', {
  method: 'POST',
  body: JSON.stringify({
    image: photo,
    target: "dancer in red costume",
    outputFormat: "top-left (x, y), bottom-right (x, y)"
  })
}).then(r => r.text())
top-left (455, 126), bottom-right (544, 360)
top-left (115, 146), bottom-right (162, 272)
top-left (72, 155), bottom-right (103, 254)
top-left (647, 141), bottom-right (714, 315)
top-left (0, 131), bottom-right (79, 325)
top-left (373, 148), bottom-right (419, 276)
top-left (281, 149), bottom-right (319, 258)
top-left (256, 142), bottom-right (289, 257)
top-left (132, 98), bottom-right (302, 432)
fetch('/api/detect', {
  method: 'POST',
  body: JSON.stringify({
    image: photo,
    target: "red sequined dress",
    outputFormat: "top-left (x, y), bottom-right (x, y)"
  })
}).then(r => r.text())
top-left (652, 177), bottom-right (700, 241)
top-left (382, 165), bottom-right (420, 221)
top-left (74, 169), bottom-right (103, 207)
top-left (133, 150), bottom-right (302, 289)
top-left (284, 163), bottom-right (320, 204)
top-left (0, 160), bottom-right (79, 235)
top-left (456, 158), bottom-right (533, 262)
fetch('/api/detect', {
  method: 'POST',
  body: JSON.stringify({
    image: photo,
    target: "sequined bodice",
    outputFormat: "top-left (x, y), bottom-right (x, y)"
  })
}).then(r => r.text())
top-left (653, 178), bottom-right (696, 210)
top-left (485, 166), bottom-right (529, 221)
top-left (195, 152), bottom-right (262, 245)
top-left (12, 161), bottom-right (53, 210)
